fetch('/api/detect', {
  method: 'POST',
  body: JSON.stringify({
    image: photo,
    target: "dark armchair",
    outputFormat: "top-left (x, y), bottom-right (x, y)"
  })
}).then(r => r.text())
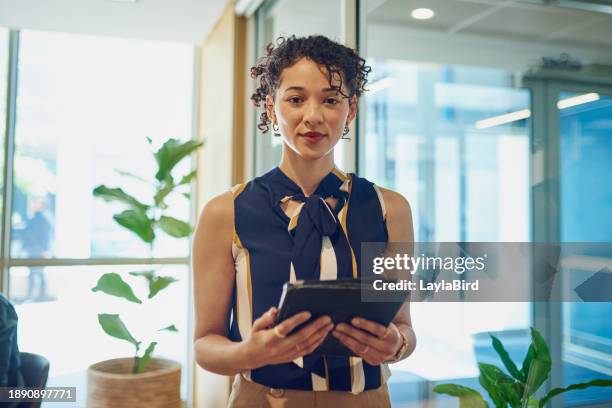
top-left (17, 352), bottom-right (50, 408)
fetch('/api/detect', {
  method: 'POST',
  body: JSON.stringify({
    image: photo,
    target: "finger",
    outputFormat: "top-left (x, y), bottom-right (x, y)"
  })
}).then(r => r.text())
top-left (351, 317), bottom-right (388, 338)
top-left (252, 307), bottom-right (278, 332)
top-left (287, 316), bottom-right (332, 345)
top-left (333, 331), bottom-right (386, 365)
top-left (298, 322), bottom-right (333, 352)
top-left (276, 311), bottom-right (311, 337)
top-left (334, 323), bottom-right (386, 350)
top-left (332, 330), bottom-right (366, 355)
top-left (277, 317), bottom-right (331, 355)
top-left (290, 325), bottom-right (331, 359)
top-left (301, 330), bottom-right (329, 356)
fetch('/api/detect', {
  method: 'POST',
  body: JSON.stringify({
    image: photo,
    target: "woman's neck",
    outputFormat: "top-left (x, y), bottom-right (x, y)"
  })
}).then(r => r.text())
top-left (279, 148), bottom-right (335, 197)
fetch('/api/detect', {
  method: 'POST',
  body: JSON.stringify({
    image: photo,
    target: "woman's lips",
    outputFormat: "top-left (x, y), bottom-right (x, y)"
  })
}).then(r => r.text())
top-left (302, 132), bottom-right (325, 143)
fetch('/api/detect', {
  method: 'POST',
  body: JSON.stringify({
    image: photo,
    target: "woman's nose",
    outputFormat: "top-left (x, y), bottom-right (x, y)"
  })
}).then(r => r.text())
top-left (303, 100), bottom-right (323, 125)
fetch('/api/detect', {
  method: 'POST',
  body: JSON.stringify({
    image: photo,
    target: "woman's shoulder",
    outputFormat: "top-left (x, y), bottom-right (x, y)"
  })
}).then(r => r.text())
top-left (197, 190), bottom-right (234, 232)
top-left (376, 186), bottom-right (413, 241)
top-left (349, 174), bottom-right (411, 218)
top-left (377, 187), bottom-right (410, 211)
top-left (199, 178), bottom-right (261, 219)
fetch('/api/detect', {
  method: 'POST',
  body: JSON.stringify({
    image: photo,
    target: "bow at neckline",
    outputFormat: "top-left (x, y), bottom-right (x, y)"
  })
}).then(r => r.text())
top-left (265, 167), bottom-right (350, 280)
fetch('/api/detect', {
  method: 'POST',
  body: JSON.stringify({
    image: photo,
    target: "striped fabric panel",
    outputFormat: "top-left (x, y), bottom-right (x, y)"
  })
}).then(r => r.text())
top-left (372, 184), bottom-right (387, 220)
top-left (232, 182), bottom-right (252, 380)
top-left (289, 262), bottom-right (304, 369)
top-left (319, 236), bottom-right (338, 280)
top-left (311, 372), bottom-right (328, 391)
top-left (337, 176), bottom-right (358, 278)
top-left (349, 357), bottom-right (366, 394)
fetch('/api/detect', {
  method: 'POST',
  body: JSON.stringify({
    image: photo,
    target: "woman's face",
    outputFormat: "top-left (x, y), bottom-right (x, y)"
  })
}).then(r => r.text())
top-left (266, 58), bottom-right (357, 162)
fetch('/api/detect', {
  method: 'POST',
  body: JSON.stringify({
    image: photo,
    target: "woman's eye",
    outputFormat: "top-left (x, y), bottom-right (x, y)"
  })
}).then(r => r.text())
top-left (288, 96), bottom-right (302, 104)
top-left (326, 98), bottom-right (339, 105)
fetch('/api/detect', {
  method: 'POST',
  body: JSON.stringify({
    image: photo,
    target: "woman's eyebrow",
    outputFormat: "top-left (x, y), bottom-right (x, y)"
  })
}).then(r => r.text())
top-left (283, 86), bottom-right (340, 93)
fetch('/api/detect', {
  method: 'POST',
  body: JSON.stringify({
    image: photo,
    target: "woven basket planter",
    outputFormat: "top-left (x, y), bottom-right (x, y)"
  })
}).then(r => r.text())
top-left (87, 358), bottom-right (181, 408)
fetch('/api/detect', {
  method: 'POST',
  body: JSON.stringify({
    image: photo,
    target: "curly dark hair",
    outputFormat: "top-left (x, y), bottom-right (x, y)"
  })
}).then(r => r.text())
top-left (250, 35), bottom-right (372, 133)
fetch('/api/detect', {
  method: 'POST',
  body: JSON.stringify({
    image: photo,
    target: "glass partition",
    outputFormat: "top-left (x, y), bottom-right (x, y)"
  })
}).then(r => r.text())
top-left (559, 90), bottom-right (612, 406)
top-left (253, 0), bottom-right (343, 176)
top-left (360, 0), bottom-right (538, 405)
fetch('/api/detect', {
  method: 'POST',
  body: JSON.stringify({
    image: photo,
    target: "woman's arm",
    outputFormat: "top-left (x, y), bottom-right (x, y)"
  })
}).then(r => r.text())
top-left (192, 191), bottom-right (249, 375)
top-left (192, 190), bottom-right (334, 376)
top-left (382, 188), bottom-right (417, 362)
top-left (332, 188), bottom-right (417, 364)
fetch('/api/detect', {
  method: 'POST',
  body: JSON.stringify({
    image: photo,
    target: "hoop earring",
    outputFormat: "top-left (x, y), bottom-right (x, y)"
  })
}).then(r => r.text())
top-left (272, 122), bottom-right (280, 137)
top-left (341, 125), bottom-right (351, 140)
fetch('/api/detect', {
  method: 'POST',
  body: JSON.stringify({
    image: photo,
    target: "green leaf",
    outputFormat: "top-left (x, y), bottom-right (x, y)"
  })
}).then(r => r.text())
top-left (158, 324), bottom-right (178, 332)
top-left (158, 216), bottom-right (192, 238)
top-left (523, 327), bottom-right (552, 399)
top-left (98, 314), bottom-right (140, 347)
top-left (498, 381), bottom-right (522, 408)
top-left (177, 170), bottom-right (197, 186)
top-left (154, 139), bottom-right (203, 182)
top-left (526, 396), bottom-right (538, 408)
top-left (521, 343), bottom-right (535, 381)
top-left (539, 379), bottom-right (612, 408)
top-left (92, 273), bottom-right (142, 303)
top-left (491, 333), bottom-right (524, 382)
top-left (136, 342), bottom-right (157, 373)
top-left (478, 363), bottom-right (510, 408)
top-left (93, 186), bottom-right (149, 212)
top-left (433, 384), bottom-right (489, 408)
top-left (114, 209), bottom-right (155, 243)
top-left (149, 276), bottom-right (179, 299)
top-left (153, 177), bottom-right (175, 207)
top-left (146, 136), bottom-right (153, 145)
top-left (128, 270), bottom-right (155, 283)
top-left (182, 192), bottom-right (191, 200)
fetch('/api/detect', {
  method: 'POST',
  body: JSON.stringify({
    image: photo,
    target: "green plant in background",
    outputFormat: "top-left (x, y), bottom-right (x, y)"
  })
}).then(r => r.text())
top-left (91, 138), bottom-right (203, 374)
top-left (433, 327), bottom-right (612, 408)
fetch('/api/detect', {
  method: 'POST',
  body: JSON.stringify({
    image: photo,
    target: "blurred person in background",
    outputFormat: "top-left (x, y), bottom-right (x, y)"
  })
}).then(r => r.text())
top-left (21, 195), bottom-right (54, 302)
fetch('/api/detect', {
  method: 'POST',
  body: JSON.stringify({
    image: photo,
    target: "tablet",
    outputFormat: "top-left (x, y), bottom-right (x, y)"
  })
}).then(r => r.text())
top-left (275, 278), bottom-right (407, 356)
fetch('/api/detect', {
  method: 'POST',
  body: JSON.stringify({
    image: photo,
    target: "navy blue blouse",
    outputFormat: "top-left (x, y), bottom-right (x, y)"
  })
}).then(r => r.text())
top-left (229, 166), bottom-right (390, 393)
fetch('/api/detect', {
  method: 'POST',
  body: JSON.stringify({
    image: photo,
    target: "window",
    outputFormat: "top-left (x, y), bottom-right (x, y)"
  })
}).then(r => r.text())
top-left (4, 29), bottom-right (195, 405)
top-left (11, 264), bottom-right (188, 399)
top-left (11, 30), bottom-right (194, 259)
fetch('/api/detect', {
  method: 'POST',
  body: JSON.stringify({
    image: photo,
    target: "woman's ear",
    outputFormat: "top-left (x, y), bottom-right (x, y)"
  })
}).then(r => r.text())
top-left (265, 95), bottom-right (276, 124)
top-left (347, 95), bottom-right (358, 125)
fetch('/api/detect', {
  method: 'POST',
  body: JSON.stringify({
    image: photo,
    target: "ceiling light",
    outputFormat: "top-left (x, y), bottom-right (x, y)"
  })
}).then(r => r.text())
top-left (476, 109), bottom-right (531, 129)
top-left (106, 0), bottom-right (138, 3)
top-left (557, 93), bottom-right (600, 109)
top-left (411, 8), bottom-right (435, 20)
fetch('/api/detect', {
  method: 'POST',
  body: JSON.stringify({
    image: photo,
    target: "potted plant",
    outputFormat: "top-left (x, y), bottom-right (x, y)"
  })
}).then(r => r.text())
top-left (87, 138), bottom-right (202, 408)
top-left (434, 326), bottom-right (612, 408)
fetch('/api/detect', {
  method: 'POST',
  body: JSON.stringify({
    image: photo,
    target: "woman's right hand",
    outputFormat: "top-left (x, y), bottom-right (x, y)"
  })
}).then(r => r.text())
top-left (241, 307), bottom-right (333, 369)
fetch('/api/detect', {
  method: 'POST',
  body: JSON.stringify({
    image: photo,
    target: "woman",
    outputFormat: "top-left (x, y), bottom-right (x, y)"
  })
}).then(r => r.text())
top-left (193, 35), bottom-right (416, 407)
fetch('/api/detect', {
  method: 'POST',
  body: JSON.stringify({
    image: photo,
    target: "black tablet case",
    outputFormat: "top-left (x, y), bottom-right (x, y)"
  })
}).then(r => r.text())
top-left (276, 279), bottom-right (407, 356)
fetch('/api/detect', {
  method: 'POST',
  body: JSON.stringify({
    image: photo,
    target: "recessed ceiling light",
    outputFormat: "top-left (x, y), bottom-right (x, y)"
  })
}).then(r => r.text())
top-left (411, 8), bottom-right (434, 20)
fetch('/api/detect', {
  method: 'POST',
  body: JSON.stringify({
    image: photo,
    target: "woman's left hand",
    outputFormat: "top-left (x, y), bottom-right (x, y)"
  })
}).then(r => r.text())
top-left (332, 318), bottom-right (402, 365)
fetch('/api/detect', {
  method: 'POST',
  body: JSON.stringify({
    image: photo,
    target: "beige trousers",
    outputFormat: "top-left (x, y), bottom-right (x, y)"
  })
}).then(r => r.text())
top-left (227, 374), bottom-right (392, 408)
